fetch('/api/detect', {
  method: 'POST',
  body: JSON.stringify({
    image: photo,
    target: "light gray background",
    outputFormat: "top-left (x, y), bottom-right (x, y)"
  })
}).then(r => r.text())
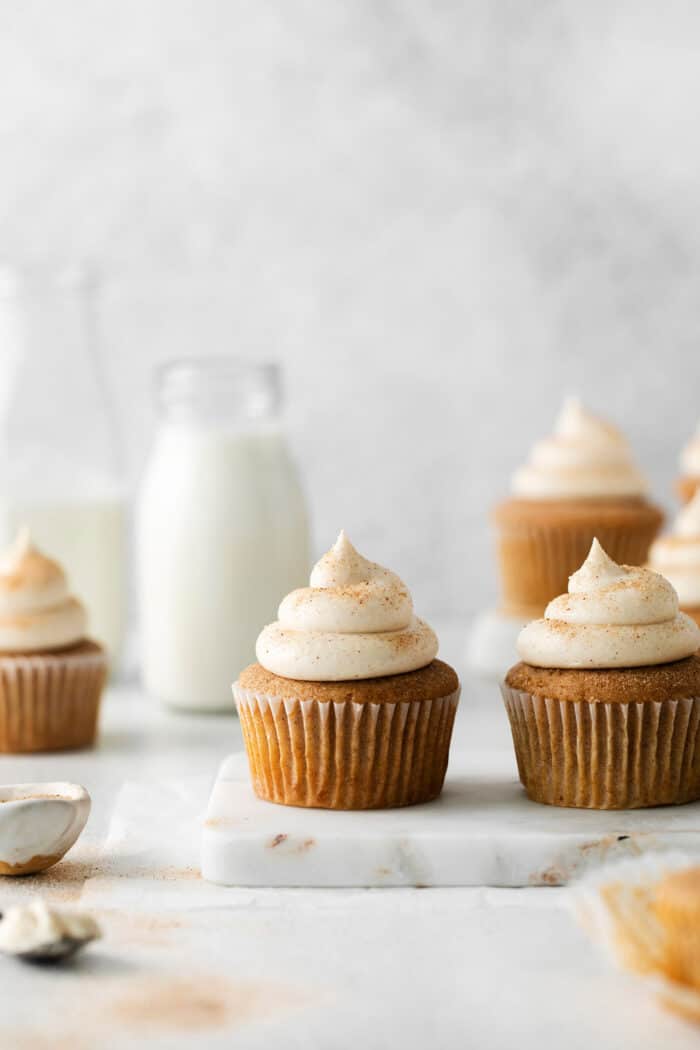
top-left (1, 1), bottom-right (699, 621)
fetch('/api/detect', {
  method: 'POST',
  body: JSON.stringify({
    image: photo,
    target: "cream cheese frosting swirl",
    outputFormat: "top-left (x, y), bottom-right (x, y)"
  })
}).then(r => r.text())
top-left (511, 398), bottom-right (648, 499)
top-left (649, 489), bottom-right (700, 608)
top-left (517, 538), bottom-right (700, 668)
top-left (256, 531), bottom-right (438, 681)
top-left (0, 529), bottom-right (87, 652)
top-left (680, 421), bottom-right (700, 477)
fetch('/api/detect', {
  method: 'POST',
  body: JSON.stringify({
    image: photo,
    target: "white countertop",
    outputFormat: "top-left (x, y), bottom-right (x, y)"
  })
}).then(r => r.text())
top-left (0, 637), bottom-right (697, 1049)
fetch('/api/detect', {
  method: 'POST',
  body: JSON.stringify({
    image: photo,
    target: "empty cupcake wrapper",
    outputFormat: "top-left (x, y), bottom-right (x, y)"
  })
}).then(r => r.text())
top-left (234, 684), bottom-right (460, 810)
top-left (501, 685), bottom-right (700, 809)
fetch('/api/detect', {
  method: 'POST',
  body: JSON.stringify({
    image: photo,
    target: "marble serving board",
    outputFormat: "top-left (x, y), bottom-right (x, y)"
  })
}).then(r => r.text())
top-left (201, 753), bottom-right (700, 887)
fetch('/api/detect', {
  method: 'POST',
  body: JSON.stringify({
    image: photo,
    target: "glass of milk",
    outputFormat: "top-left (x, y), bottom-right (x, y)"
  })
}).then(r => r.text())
top-left (0, 266), bottom-right (127, 666)
top-left (136, 358), bottom-right (310, 712)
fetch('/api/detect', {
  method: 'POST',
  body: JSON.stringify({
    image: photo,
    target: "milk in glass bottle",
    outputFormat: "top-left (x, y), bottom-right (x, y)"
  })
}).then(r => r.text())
top-left (137, 359), bottom-right (310, 711)
top-left (0, 266), bottom-right (126, 666)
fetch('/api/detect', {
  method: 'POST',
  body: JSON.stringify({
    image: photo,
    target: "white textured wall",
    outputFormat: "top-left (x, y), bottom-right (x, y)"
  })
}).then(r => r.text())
top-left (2, 1), bottom-right (700, 621)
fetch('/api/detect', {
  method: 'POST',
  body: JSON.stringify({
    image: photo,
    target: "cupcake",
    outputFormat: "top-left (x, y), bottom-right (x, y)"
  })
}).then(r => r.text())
top-left (649, 489), bottom-right (700, 628)
top-left (0, 529), bottom-right (107, 752)
top-left (573, 854), bottom-right (700, 1023)
top-left (501, 539), bottom-right (700, 809)
top-left (676, 420), bottom-right (700, 504)
top-left (234, 531), bottom-right (460, 809)
top-left (493, 398), bottom-right (663, 617)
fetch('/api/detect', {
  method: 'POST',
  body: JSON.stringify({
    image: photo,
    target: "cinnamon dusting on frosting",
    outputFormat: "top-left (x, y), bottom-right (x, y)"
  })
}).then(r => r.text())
top-left (254, 531), bottom-right (438, 681)
top-left (517, 539), bottom-right (700, 669)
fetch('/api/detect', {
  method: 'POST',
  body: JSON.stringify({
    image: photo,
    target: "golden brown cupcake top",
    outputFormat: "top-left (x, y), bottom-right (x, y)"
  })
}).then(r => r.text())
top-left (238, 659), bottom-right (459, 705)
top-left (505, 653), bottom-right (700, 703)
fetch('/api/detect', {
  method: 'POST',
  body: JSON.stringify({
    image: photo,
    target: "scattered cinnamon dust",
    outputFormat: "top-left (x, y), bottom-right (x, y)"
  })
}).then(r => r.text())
top-left (108, 976), bottom-right (304, 1033)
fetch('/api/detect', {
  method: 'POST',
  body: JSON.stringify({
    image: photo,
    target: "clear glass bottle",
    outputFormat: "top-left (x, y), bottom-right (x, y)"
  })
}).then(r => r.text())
top-left (0, 265), bottom-right (126, 665)
top-left (136, 358), bottom-right (310, 711)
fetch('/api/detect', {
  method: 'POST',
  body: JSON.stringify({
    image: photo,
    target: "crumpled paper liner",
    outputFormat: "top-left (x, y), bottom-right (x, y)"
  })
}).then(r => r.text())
top-left (493, 512), bottom-right (661, 614)
top-left (234, 684), bottom-right (460, 810)
top-left (571, 852), bottom-right (700, 1024)
top-left (0, 644), bottom-right (107, 753)
top-left (501, 685), bottom-right (700, 809)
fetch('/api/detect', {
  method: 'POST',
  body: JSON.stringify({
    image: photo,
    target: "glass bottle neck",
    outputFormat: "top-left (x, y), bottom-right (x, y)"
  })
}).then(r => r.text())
top-left (156, 359), bottom-right (281, 427)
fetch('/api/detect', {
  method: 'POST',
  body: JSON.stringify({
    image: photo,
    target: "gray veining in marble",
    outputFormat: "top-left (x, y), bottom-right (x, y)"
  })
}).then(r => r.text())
top-left (202, 752), bottom-right (700, 888)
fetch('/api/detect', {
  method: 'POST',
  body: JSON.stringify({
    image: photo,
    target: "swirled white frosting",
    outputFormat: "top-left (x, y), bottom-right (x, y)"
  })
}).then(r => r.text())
top-left (681, 422), bottom-right (700, 477)
top-left (511, 398), bottom-right (648, 499)
top-left (649, 489), bottom-right (700, 607)
top-left (517, 538), bottom-right (700, 668)
top-left (0, 530), bottom-right (87, 652)
top-left (255, 531), bottom-right (438, 681)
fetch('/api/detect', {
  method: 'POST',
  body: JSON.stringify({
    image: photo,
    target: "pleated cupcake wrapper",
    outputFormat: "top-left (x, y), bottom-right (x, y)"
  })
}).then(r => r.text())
top-left (0, 649), bottom-right (108, 753)
top-left (571, 852), bottom-right (700, 1022)
top-left (501, 685), bottom-right (700, 809)
top-left (234, 684), bottom-right (460, 810)
top-left (495, 516), bottom-right (660, 613)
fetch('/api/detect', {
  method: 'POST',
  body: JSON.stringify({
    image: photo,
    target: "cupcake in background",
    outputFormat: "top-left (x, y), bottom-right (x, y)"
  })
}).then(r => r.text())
top-left (676, 420), bottom-right (700, 505)
top-left (493, 398), bottom-right (664, 617)
top-left (649, 489), bottom-right (700, 628)
top-left (0, 529), bottom-right (107, 752)
top-left (502, 539), bottom-right (700, 809)
top-left (234, 531), bottom-right (460, 810)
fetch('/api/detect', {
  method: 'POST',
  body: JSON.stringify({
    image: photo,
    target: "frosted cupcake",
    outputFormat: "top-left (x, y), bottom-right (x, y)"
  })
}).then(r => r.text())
top-left (649, 489), bottom-right (700, 628)
top-left (0, 530), bottom-right (107, 752)
top-left (676, 421), bottom-right (700, 504)
top-left (502, 539), bottom-right (700, 809)
top-left (493, 398), bottom-right (663, 617)
top-left (234, 531), bottom-right (460, 809)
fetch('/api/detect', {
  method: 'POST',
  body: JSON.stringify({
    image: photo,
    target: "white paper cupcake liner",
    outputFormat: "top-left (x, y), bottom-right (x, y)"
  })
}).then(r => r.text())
top-left (0, 645), bottom-right (107, 753)
top-left (234, 684), bottom-right (460, 810)
top-left (501, 685), bottom-right (700, 809)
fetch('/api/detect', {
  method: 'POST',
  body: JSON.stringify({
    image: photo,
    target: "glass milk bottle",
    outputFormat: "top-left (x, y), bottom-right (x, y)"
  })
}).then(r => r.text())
top-left (0, 265), bottom-right (126, 665)
top-left (137, 359), bottom-right (310, 711)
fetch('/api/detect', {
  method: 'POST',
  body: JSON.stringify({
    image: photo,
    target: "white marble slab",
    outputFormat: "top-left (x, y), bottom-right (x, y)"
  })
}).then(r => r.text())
top-left (201, 752), bottom-right (700, 887)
